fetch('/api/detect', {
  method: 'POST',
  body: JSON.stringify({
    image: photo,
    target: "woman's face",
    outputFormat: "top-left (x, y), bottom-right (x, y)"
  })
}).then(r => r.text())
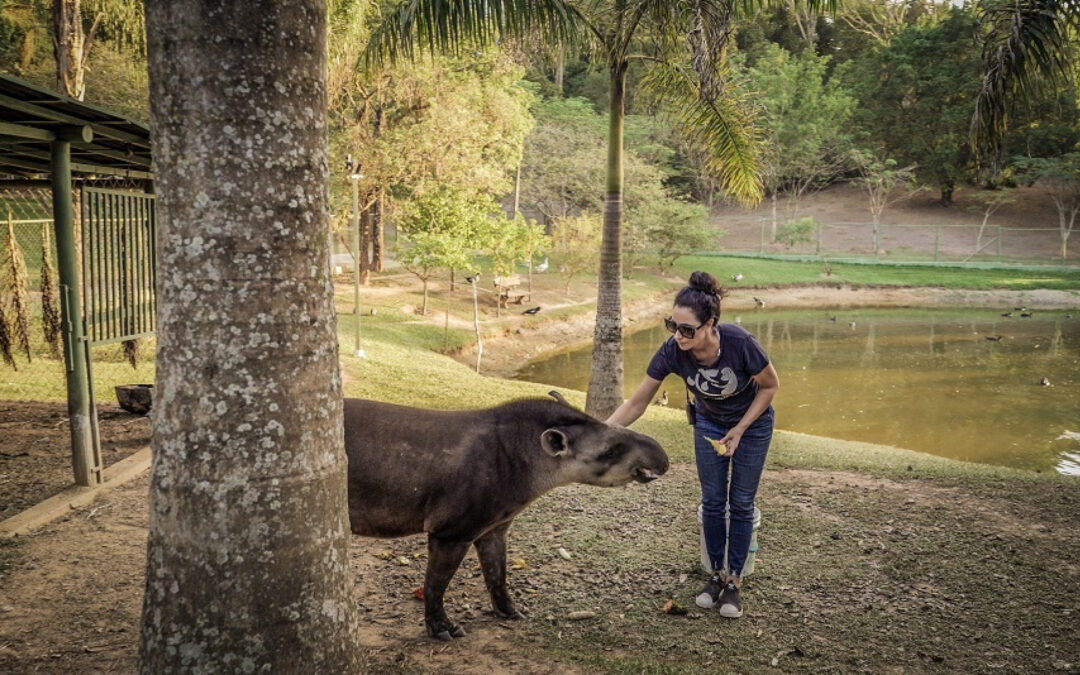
top-left (670, 305), bottom-right (711, 351)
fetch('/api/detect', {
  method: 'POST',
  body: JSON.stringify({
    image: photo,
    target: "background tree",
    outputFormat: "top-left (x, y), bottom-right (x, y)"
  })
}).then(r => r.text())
top-left (745, 43), bottom-right (854, 238)
top-left (395, 185), bottom-right (494, 314)
top-left (846, 9), bottom-right (980, 204)
top-left (968, 188), bottom-right (1015, 254)
top-left (552, 212), bottom-right (601, 293)
top-left (850, 149), bottom-right (923, 255)
top-left (139, 1), bottom-right (362, 670)
top-left (971, 0), bottom-right (1080, 173)
top-left (645, 198), bottom-right (715, 273)
top-left (1012, 153), bottom-right (1080, 259)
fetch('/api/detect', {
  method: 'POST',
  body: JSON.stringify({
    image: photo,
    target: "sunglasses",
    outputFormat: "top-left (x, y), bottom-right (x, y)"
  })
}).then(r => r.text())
top-left (664, 316), bottom-right (707, 339)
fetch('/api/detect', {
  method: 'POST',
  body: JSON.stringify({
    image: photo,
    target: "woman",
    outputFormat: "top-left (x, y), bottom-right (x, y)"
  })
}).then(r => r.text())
top-left (607, 271), bottom-right (779, 618)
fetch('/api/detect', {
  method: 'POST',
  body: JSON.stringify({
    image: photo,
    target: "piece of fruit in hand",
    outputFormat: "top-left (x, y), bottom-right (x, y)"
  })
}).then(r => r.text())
top-left (704, 436), bottom-right (727, 455)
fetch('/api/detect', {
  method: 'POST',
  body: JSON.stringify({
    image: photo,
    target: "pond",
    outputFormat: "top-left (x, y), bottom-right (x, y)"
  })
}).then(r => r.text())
top-left (515, 308), bottom-right (1080, 475)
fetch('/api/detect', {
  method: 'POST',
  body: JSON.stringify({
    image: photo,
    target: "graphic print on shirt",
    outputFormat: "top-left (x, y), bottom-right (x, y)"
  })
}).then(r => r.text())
top-left (687, 366), bottom-right (737, 398)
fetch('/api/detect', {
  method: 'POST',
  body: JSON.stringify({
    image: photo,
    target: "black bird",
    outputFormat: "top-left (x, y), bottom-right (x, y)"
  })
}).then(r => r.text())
top-left (465, 273), bottom-right (481, 284)
top-left (1066, 314), bottom-right (1073, 320)
top-left (1001, 312), bottom-right (1013, 318)
top-left (829, 315), bottom-right (837, 323)
top-left (522, 306), bottom-right (541, 315)
top-left (1040, 377), bottom-right (1051, 387)
top-left (1020, 312), bottom-right (1033, 318)
top-left (985, 335), bottom-right (1003, 342)
top-left (1014, 306), bottom-right (1027, 312)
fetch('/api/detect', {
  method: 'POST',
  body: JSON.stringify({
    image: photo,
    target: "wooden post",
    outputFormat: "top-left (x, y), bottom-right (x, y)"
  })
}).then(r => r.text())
top-left (471, 278), bottom-right (482, 373)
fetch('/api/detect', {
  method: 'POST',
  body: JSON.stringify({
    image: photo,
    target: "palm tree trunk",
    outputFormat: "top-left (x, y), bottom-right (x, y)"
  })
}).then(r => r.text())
top-left (139, 2), bottom-right (362, 671)
top-left (586, 61), bottom-right (628, 419)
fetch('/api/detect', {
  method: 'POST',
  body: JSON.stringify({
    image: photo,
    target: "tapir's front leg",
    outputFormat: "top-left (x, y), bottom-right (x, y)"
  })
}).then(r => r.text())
top-left (424, 535), bottom-right (471, 640)
top-left (474, 521), bottom-right (524, 619)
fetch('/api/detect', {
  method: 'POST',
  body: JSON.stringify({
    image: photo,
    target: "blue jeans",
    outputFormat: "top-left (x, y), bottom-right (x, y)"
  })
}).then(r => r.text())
top-left (694, 411), bottom-right (773, 577)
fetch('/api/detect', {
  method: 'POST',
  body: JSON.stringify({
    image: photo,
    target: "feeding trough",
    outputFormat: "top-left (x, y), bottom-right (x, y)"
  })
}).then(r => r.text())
top-left (115, 384), bottom-right (154, 415)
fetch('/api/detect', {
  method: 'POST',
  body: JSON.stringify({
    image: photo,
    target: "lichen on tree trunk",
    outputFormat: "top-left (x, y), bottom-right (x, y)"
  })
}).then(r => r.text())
top-left (139, 2), bottom-right (362, 671)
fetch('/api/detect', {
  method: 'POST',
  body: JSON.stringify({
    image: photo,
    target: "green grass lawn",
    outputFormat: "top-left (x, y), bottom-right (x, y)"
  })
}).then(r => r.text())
top-left (678, 254), bottom-right (1080, 290)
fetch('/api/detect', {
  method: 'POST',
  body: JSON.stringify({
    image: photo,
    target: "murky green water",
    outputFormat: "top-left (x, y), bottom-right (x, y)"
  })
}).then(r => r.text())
top-left (516, 308), bottom-right (1080, 475)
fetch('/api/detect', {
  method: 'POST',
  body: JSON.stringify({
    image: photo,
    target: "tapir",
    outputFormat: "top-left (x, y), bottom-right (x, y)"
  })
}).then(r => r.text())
top-left (344, 393), bottom-right (670, 640)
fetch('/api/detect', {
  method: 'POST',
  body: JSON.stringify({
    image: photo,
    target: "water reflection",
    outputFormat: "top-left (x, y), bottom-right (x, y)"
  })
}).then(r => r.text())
top-left (516, 309), bottom-right (1080, 474)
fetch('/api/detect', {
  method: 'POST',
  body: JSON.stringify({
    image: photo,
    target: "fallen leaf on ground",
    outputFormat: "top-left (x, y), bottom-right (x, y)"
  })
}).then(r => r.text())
top-left (373, 550), bottom-right (394, 560)
top-left (662, 600), bottom-right (688, 616)
top-left (510, 558), bottom-right (528, 570)
top-left (567, 610), bottom-right (596, 620)
top-left (412, 587), bottom-right (424, 601)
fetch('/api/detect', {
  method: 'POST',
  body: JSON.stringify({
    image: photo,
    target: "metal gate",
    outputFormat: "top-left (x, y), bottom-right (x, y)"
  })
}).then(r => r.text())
top-left (76, 186), bottom-right (156, 484)
top-left (81, 187), bottom-right (157, 346)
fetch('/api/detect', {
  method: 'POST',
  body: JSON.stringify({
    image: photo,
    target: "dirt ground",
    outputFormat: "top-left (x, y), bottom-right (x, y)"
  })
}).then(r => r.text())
top-left (1, 457), bottom-right (1077, 673)
top-left (0, 403), bottom-right (151, 522)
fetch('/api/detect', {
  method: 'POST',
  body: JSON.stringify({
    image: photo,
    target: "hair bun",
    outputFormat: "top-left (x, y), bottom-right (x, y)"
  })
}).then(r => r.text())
top-left (688, 271), bottom-right (720, 297)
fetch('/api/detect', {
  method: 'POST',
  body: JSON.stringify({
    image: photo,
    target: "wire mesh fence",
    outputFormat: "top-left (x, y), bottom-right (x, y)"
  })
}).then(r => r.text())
top-left (0, 183), bottom-right (155, 404)
top-left (737, 220), bottom-right (1076, 267)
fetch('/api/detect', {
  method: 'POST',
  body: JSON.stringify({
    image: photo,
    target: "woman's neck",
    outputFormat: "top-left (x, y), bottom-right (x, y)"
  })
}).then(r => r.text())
top-left (691, 325), bottom-right (721, 363)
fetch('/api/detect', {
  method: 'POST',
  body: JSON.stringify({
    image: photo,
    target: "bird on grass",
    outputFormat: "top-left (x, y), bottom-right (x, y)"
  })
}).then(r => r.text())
top-left (1001, 312), bottom-right (1013, 318)
top-left (653, 390), bottom-right (668, 406)
top-left (534, 257), bottom-right (549, 273)
top-left (1040, 377), bottom-right (1051, 387)
top-left (848, 321), bottom-right (857, 330)
top-left (753, 296), bottom-right (766, 309)
top-left (522, 306), bottom-right (541, 315)
top-left (1014, 306), bottom-right (1027, 312)
top-left (465, 273), bottom-right (481, 284)
top-left (1020, 312), bottom-right (1033, 318)
top-left (829, 315), bottom-right (837, 323)
top-left (731, 273), bottom-right (743, 282)
top-left (369, 307), bottom-right (377, 316)
top-left (985, 335), bottom-right (1003, 342)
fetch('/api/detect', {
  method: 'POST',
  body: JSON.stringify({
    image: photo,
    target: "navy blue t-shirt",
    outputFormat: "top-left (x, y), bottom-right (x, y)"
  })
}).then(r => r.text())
top-left (646, 323), bottom-right (773, 428)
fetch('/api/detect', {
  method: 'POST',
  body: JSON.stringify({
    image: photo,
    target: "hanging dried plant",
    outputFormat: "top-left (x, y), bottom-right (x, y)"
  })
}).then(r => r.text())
top-left (0, 298), bottom-right (15, 369)
top-left (122, 338), bottom-right (139, 369)
top-left (40, 224), bottom-right (62, 359)
top-left (3, 215), bottom-right (32, 362)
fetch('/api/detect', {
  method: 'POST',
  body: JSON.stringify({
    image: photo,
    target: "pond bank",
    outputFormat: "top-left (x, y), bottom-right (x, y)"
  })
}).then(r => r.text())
top-left (458, 285), bottom-right (1080, 379)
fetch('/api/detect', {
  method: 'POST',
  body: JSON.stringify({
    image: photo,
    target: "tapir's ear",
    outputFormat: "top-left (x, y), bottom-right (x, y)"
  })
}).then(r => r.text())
top-left (548, 390), bottom-right (573, 408)
top-left (540, 429), bottom-right (571, 457)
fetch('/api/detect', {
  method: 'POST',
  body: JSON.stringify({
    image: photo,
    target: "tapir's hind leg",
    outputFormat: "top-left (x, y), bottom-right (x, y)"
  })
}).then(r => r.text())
top-left (424, 535), bottom-right (471, 640)
top-left (474, 521), bottom-right (524, 619)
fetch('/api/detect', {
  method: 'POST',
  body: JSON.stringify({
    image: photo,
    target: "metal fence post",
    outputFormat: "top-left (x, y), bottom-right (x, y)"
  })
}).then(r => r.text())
top-left (934, 223), bottom-right (940, 262)
top-left (50, 139), bottom-right (97, 486)
top-left (997, 225), bottom-right (1002, 262)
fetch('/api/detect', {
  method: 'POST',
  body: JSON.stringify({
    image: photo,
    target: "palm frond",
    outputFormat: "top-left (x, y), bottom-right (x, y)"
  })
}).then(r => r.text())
top-left (640, 61), bottom-right (763, 206)
top-left (972, 0), bottom-right (1080, 172)
top-left (365, 0), bottom-right (587, 68)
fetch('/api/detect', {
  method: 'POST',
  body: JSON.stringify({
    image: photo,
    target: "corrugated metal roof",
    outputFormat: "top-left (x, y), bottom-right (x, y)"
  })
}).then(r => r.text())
top-left (0, 72), bottom-right (152, 179)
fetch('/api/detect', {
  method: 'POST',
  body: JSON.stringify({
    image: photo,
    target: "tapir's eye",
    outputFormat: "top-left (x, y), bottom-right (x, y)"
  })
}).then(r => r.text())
top-left (596, 443), bottom-right (627, 463)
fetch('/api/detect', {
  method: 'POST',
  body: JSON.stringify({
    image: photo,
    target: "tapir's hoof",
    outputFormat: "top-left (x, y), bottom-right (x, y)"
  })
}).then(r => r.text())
top-left (429, 623), bottom-right (467, 641)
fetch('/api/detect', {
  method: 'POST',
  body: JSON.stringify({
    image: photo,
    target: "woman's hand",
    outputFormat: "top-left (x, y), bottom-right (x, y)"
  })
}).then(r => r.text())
top-left (717, 427), bottom-right (744, 456)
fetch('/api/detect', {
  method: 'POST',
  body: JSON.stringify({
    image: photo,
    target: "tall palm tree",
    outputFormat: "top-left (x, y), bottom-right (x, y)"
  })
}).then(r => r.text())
top-left (368, 0), bottom-right (772, 418)
top-left (971, 0), bottom-right (1080, 173)
top-left (139, 1), bottom-right (362, 670)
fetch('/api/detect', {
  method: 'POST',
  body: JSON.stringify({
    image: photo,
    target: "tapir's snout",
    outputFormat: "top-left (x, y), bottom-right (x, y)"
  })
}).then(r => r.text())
top-left (632, 441), bottom-right (669, 483)
top-left (633, 466), bottom-right (663, 483)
